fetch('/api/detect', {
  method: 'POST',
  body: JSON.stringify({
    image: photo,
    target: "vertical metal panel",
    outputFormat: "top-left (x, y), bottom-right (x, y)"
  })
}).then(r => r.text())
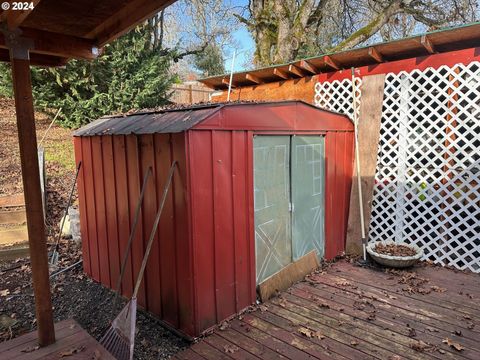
top-left (334, 132), bottom-right (347, 257)
top-left (138, 134), bottom-right (161, 316)
top-left (81, 137), bottom-right (100, 280)
top-left (125, 135), bottom-right (146, 307)
top-left (101, 136), bottom-right (120, 289)
top-left (91, 137), bottom-right (111, 287)
top-left (171, 133), bottom-right (195, 336)
top-left (73, 138), bottom-right (90, 275)
top-left (189, 130), bottom-right (216, 331)
top-left (324, 133), bottom-right (336, 260)
top-left (231, 131), bottom-right (252, 311)
top-left (212, 131), bottom-right (236, 322)
top-left (154, 133), bottom-right (179, 328)
top-left (112, 135), bottom-right (133, 297)
top-left (253, 136), bottom-right (291, 284)
top-left (343, 132), bottom-right (355, 244)
top-left (291, 136), bottom-right (325, 260)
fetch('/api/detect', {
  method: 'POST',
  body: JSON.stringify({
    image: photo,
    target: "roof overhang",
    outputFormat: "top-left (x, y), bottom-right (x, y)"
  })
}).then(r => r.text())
top-left (0, 0), bottom-right (176, 66)
top-left (200, 22), bottom-right (480, 90)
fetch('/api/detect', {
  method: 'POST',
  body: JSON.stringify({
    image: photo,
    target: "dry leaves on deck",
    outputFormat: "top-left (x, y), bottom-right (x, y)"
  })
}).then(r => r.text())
top-left (59, 345), bottom-right (85, 357)
top-left (224, 344), bottom-right (239, 353)
top-left (298, 327), bottom-right (325, 340)
top-left (442, 338), bottom-right (465, 351)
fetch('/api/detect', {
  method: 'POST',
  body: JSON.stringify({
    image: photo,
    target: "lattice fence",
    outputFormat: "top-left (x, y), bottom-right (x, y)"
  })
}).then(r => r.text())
top-left (314, 63), bottom-right (480, 273)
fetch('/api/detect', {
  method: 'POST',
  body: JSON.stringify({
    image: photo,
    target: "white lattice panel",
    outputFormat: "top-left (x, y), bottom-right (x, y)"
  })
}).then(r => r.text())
top-left (314, 63), bottom-right (480, 273)
top-left (314, 78), bottom-right (362, 120)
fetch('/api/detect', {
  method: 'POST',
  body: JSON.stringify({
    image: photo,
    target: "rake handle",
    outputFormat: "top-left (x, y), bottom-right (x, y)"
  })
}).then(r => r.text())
top-left (133, 161), bottom-right (177, 298)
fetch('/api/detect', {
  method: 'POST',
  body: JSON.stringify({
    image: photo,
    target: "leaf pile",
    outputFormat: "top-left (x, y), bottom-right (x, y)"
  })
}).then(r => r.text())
top-left (374, 243), bottom-right (417, 257)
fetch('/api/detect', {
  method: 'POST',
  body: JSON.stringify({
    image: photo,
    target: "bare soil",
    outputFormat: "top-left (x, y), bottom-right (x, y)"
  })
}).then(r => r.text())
top-left (374, 243), bottom-right (418, 257)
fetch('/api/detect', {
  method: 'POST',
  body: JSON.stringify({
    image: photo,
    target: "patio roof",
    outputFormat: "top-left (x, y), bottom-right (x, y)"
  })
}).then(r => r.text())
top-left (0, 0), bottom-right (175, 66)
top-left (200, 22), bottom-right (480, 90)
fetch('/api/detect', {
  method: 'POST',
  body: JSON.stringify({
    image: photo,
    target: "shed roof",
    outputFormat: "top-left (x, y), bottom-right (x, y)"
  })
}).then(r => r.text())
top-left (200, 22), bottom-right (480, 90)
top-left (73, 100), bottom-right (349, 136)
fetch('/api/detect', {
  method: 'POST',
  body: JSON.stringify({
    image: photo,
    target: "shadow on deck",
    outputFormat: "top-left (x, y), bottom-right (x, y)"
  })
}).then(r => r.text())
top-left (0, 319), bottom-right (114, 360)
top-left (174, 260), bottom-right (480, 360)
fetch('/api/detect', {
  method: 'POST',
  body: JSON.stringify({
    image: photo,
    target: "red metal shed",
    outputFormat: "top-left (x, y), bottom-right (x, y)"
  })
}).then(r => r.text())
top-left (73, 101), bottom-right (354, 337)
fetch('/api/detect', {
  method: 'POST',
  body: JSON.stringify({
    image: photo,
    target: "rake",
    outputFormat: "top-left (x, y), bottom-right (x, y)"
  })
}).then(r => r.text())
top-left (100, 161), bottom-right (177, 360)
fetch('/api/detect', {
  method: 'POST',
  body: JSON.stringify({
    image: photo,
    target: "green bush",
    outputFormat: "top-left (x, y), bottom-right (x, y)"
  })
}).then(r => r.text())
top-left (0, 24), bottom-right (175, 129)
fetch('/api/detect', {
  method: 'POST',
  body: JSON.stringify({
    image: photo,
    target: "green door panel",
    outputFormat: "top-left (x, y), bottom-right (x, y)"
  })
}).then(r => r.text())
top-left (291, 136), bottom-right (325, 260)
top-left (253, 136), bottom-right (291, 284)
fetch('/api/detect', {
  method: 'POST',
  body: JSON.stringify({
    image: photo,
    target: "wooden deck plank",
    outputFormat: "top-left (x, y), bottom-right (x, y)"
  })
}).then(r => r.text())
top-left (0, 320), bottom-right (113, 360)
top-left (293, 283), bottom-right (480, 356)
top-left (269, 296), bottom-right (433, 360)
top-left (176, 260), bottom-right (480, 360)
top-left (242, 314), bottom-right (347, 360)
top-left (311, 272), bottom-right (480, 334)
top-left (190, 341), bottom-right (232, 360)
top-left (0, 320), bottom-right (77, 354)
top-left (333, 262), bottom-right (480, 314)
top-left (203, 333), bottom-right (261, 360)
top-left (253, 308), bottom-right (377, 360)
top-left (216, 328), bottom-right (290, 360)
top-left (228, 320), bottom-right (316, 360)
top-left (172, 348), bottom-right (206, 360)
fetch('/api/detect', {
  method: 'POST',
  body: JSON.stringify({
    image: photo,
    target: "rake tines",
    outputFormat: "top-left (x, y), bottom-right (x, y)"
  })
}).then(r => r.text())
top-left (100, 299), bottom-right (136, 360)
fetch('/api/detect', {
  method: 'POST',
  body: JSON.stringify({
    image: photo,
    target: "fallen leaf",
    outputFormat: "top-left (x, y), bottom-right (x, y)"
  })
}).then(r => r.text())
top-left (92, 349), bottom-right (102, 359)
top-left (426, 327), bottom-right (439, 332)
top-left (442, 338), bottom-right (464, 351)
top-left (408, 328), bottom-right (416, 338)
top-left (59, 346), bottom-right (85, 357)
top-left (410, 341), bottom-right (434, 352)
top-left (21, 346), bottom-right (39, 353)
top-left (335, 280), bottom-right (351, 287)
top-left (224, 344), bottom-right (239, 353)
top-left (219, 322), bottom-right (229, 331)
top-left (430, 285), bottom-right (446, 293)
top-left (350, 340), bottom-right (359, 346)
top-left (453, 330), bottom-right (462, 336)
top-left (467, 323), bottom-right (474, 329)
top-left (298, 327), bottom-right (324, 339)
top-left (0, 289), bottom-right (10, 297)
top-left (259, 304), bottom-right (268, 312)
top-left (463, 315), bottom-right (472, 320)
top-left (438, 349), bottom-right (446, 354)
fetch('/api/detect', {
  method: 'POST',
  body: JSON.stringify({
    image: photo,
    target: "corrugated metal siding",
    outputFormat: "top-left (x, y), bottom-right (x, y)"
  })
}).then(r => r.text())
top-left (188, 130), bottom-right (255, 333)
top-left (73, 133), bottom-right (194, 335)
top-left (324, 131), bottom-right (355, 259)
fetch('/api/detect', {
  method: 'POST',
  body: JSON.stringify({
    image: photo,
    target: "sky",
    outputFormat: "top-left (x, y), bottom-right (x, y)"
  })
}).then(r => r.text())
top-left (226, 26), bottom-right (255, 72)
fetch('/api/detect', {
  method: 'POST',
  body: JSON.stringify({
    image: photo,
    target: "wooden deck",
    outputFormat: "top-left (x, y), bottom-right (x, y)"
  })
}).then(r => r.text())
top-left (174, 260), bottom-right (480, 360)
top-left (0, 319), bottom-right (114, 360)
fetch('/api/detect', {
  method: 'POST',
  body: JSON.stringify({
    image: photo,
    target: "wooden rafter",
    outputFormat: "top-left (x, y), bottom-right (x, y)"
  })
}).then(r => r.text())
top-left (323, 55), bottom-right (340, 70)
top-left (368, 47), bottom-right (384, 63)
top-left (273, 68), bottom-right (289, 80)
top-left (245, 73), bottom-right (263, 85)
top-left (0, 28), bottom-right (99, 60)
top-left (420, 35), bottom-right (436, 54)
top-left (3, 0), bottom-right (42, 29)
top-left (222, 77), bottom-right (236, 88)
top-left (86, 0), bottom-right (176, 46)
top-left (298, 60), bottom-right (319, 75)
top-left (288, 64), bottom-right (307, 77)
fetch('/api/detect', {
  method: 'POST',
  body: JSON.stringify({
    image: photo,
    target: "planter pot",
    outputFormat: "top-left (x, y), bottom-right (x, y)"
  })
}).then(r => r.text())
top-left (367, 241), bottom-right (423, 268)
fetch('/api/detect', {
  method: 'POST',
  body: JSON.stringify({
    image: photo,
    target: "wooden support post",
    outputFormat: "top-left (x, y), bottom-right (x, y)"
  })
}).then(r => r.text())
top-left (8, 37), bottom-right (55, 347)
top-left (346, 74), bottom-right (386, 255)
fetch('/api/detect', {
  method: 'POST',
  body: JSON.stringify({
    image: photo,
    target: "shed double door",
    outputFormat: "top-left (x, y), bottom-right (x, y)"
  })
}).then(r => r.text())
top-left (254, 135), bottom-right (325, 284)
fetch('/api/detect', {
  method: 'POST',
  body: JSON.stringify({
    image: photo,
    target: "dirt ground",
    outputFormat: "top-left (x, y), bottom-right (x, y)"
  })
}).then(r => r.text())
top-left (0, 98), bottom-right (188, 358)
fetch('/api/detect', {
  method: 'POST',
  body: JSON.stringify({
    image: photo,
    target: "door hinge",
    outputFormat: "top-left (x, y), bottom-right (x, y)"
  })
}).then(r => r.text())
top-left (289, 202), bottom-right (294, 212)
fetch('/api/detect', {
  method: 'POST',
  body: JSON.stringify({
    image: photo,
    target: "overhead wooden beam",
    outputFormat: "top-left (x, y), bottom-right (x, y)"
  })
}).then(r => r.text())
top-left (420, 35), bottom-right (436, 54)
top-left (298, 60), bottom-right (319, 75)
top-left (0, 28), bottom-right (99, 60)
top-left (4, 0), bottom-right (42, 29)
top-left (86, 0), bottom-right (176, 46)
top-left (287, 64), bottom-right (307, 77)
top-left (273, 68), bottom-right (289, 80)
top-left (0, 48), bottom-right (67, 66)
top-left (367, 47), bottom-right (384, 63)
top-left (323, 55), bottom-right (340, 70)
top-left (245, 73), bottom-right (263, 85)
